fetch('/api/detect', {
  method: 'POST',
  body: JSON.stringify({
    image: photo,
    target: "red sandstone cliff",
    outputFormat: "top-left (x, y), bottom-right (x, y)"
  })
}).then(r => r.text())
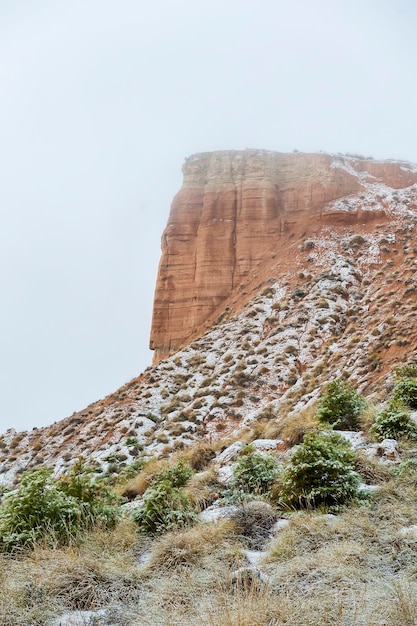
top-left (150, 150), bottom-right (417, 362)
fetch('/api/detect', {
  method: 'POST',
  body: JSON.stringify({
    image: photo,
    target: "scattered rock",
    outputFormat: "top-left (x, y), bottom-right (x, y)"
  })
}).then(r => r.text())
top-left (217, 465), bottom-right (234, 484)
top-left (358, 483), bottom-right (381, 493)
top-left (376, 438), bottom-right (400, 462)
top-left (198, 504), bottom-right (239, 523)
top-left (251, 439), bottom-right (285, 453)
top-left (399, 525), bottom-right (417, 538)
top-left (409, 411), bottom-right (417, 424)
top-left (335, 430), bottom-right (367, 450)
top-left (215, 441), bottom-right (244, 465)
top-left (121, 498), bottom-right (144, 512)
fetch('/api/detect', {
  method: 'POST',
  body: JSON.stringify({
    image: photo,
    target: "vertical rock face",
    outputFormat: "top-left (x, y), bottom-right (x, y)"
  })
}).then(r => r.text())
top-left (149, 150), bottom-right (417, 362)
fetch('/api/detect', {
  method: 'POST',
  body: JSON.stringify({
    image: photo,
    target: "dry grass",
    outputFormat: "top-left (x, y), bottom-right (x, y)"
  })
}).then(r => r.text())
top-left (248, 404), bottom-right (319, 446)
top-left (178, 441), bottom-right (216, 470)
top-left (0, 519), bottom-right (144, 624)
top-left (358, 403), bottom-right (379, 432)
top-left (3, 488), bottom-right (417, 625)
top-left (354, 450), bottom-right (393, 484)
top-left (145, 520), bottom-right (237, 571)
top-left (4, 437), bottom-right (417, 625)
top-left (117, 456), bottom-right (174, 498)
top-left (183, 467), bottom-right (222, 510)
top-left (229, 501), bottom-right (278, 549)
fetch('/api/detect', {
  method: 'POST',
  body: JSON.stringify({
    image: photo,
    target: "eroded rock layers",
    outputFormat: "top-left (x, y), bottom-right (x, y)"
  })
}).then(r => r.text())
top-left (150, 150), bottom-right (417, 361)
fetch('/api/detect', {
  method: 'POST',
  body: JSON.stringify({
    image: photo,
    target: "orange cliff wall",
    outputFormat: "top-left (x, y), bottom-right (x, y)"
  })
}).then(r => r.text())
top-left (149, 150), bottom-right (417, 362)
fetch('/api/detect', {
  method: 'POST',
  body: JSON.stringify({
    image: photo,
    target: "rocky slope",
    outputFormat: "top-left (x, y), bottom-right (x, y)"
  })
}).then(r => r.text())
top-left (150, 150), bottom-right (417, 361)
top-left (2, 150), bottom-right (417, 487)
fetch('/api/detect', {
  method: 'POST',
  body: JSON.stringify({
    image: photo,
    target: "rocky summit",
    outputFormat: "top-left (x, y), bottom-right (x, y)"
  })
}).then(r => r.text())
top-left (2, 150), bottom-right (417, 484)
top-left (150, 150), bottom-right (417, 361)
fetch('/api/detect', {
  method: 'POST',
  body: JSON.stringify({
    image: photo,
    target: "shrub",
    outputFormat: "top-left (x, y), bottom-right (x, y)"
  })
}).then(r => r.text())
top-left (370, 405), bottom-right (417, 441)
top-left (0, 461), bottom-right (119, 551)
top-left (395, 362), bottom-right (417, 379)
top-left (231, 445), bottom-right (280, 497)
top-left (125, 436), bottom-right (139, 447)
top-left (133, 481), bottom-right (196, 535)
top-left (153, 460), bottom-right (194, 488)
top-left (391, 458), bottom-right (417, 480)
top-left (133, 459), bottom-right (196, 535)
top-left (392, 378), bottom-right (417, 409)
top-left (316, 379), bottom-right (366, 430)
top-left (279, 431), bottom-right (360, 508)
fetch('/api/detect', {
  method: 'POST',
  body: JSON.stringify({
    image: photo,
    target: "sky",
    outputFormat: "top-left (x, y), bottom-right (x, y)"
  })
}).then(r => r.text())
top-left (1, 0), bottom-right (417, 433)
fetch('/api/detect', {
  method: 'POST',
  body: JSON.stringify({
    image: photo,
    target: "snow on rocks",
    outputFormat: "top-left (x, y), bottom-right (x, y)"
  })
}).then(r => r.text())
top-left (410, 411), bottom-right (417, 424)
top-left (399, 525), bottom-right (417, 538)
top-left (251, 439), bottom-right (285, 453)
top-left (376, 439), bottom-right (400, 462)
top-left (230, 566), bottom-right (271, 587)
top-left (121, 498), bottom-right (144, 512)
top-left (215, 441), bottom-right (244, 465)
top-left (334, 430), bottom-right (368, 450)
top-left (217, 465), bottom-right (234, 485)
top-left (245, 549), bottom-right (268, 565)
top-left (358, 483), bottom-right (381, 493)
top-left (198, 504), bottom-right (239, 523)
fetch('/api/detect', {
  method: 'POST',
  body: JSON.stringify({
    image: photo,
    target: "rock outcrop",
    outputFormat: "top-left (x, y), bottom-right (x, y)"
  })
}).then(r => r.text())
top-left (150, 150), bottom-right (417, 362)
top-left (4, 149), bottom-right (417, 489)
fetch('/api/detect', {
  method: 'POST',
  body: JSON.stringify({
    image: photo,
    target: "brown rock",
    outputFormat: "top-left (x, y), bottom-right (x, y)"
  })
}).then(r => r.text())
top-left (150, 150), bottom-right (417, 362)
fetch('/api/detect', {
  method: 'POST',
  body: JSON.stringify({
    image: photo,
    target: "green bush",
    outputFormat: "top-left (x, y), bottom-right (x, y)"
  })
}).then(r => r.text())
top-left (392, 378), bottom-right (417, 409)
top-left (231, 445), bottom-right (280, 497)
top-left (153, 460), bottom-right (194, 488)
top-left (390, 458), bottom-right (417, 480)
top-left (0, 461), bottom-right (119, 551)
top-left (133, 459), bottom-right (196, 535)
top-left (370, 405), bottom-right (417, 441)
top-left (133, 481), bottom-right (196, 535)
top-left (395, 362), bottom-right (417, 379)
top-left (279, 431), bottom-right (360, 508)
top-left (316, 379), bottom-right (366, 430)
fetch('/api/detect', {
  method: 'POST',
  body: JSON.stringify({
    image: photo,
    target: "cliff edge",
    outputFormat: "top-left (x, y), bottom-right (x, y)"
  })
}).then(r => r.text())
top-left (150, 150), bottom-right (417, 362)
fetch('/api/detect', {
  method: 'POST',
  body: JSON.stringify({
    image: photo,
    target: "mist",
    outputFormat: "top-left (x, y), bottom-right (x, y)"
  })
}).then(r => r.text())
top-left (1, 0), bottom-right (416, 432)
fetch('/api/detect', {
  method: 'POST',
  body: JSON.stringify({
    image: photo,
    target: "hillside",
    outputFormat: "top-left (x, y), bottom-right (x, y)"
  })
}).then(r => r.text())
top-left (2, 151), bottom-right (417, 485)
top-left (4, 151), bottom-right (417, 625)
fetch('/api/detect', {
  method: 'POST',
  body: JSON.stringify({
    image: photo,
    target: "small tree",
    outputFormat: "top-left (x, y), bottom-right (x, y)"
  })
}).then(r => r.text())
top-left (133, 459), bottom-right (196, 535)
top-left (392, 378), bottom-right (417, 409)
top-left (153, 460), bottom-right (194, 488)
top-left (279, 431), bottom-right (360, 508)
top-left (370, 403), bottom-right (417, 441)
top-left (133, 481), bottom-right (196, 535)
top-left (231, 445), bottom-right (280, 497)
top-left (317, 379), bottom-right (366, 430)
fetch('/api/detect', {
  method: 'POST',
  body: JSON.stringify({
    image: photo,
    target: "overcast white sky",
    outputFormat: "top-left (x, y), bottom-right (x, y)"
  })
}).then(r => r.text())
top-left (1, 0), bottom-right (417, 433)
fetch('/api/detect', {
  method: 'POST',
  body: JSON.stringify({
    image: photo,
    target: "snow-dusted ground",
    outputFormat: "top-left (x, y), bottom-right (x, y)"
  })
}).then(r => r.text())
top-left (2, 159), bottom-right (417, 487)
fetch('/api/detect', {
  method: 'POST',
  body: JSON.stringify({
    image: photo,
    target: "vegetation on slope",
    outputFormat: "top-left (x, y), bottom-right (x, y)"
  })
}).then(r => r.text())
top-left (2, 367), bottom-right (417, 624)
